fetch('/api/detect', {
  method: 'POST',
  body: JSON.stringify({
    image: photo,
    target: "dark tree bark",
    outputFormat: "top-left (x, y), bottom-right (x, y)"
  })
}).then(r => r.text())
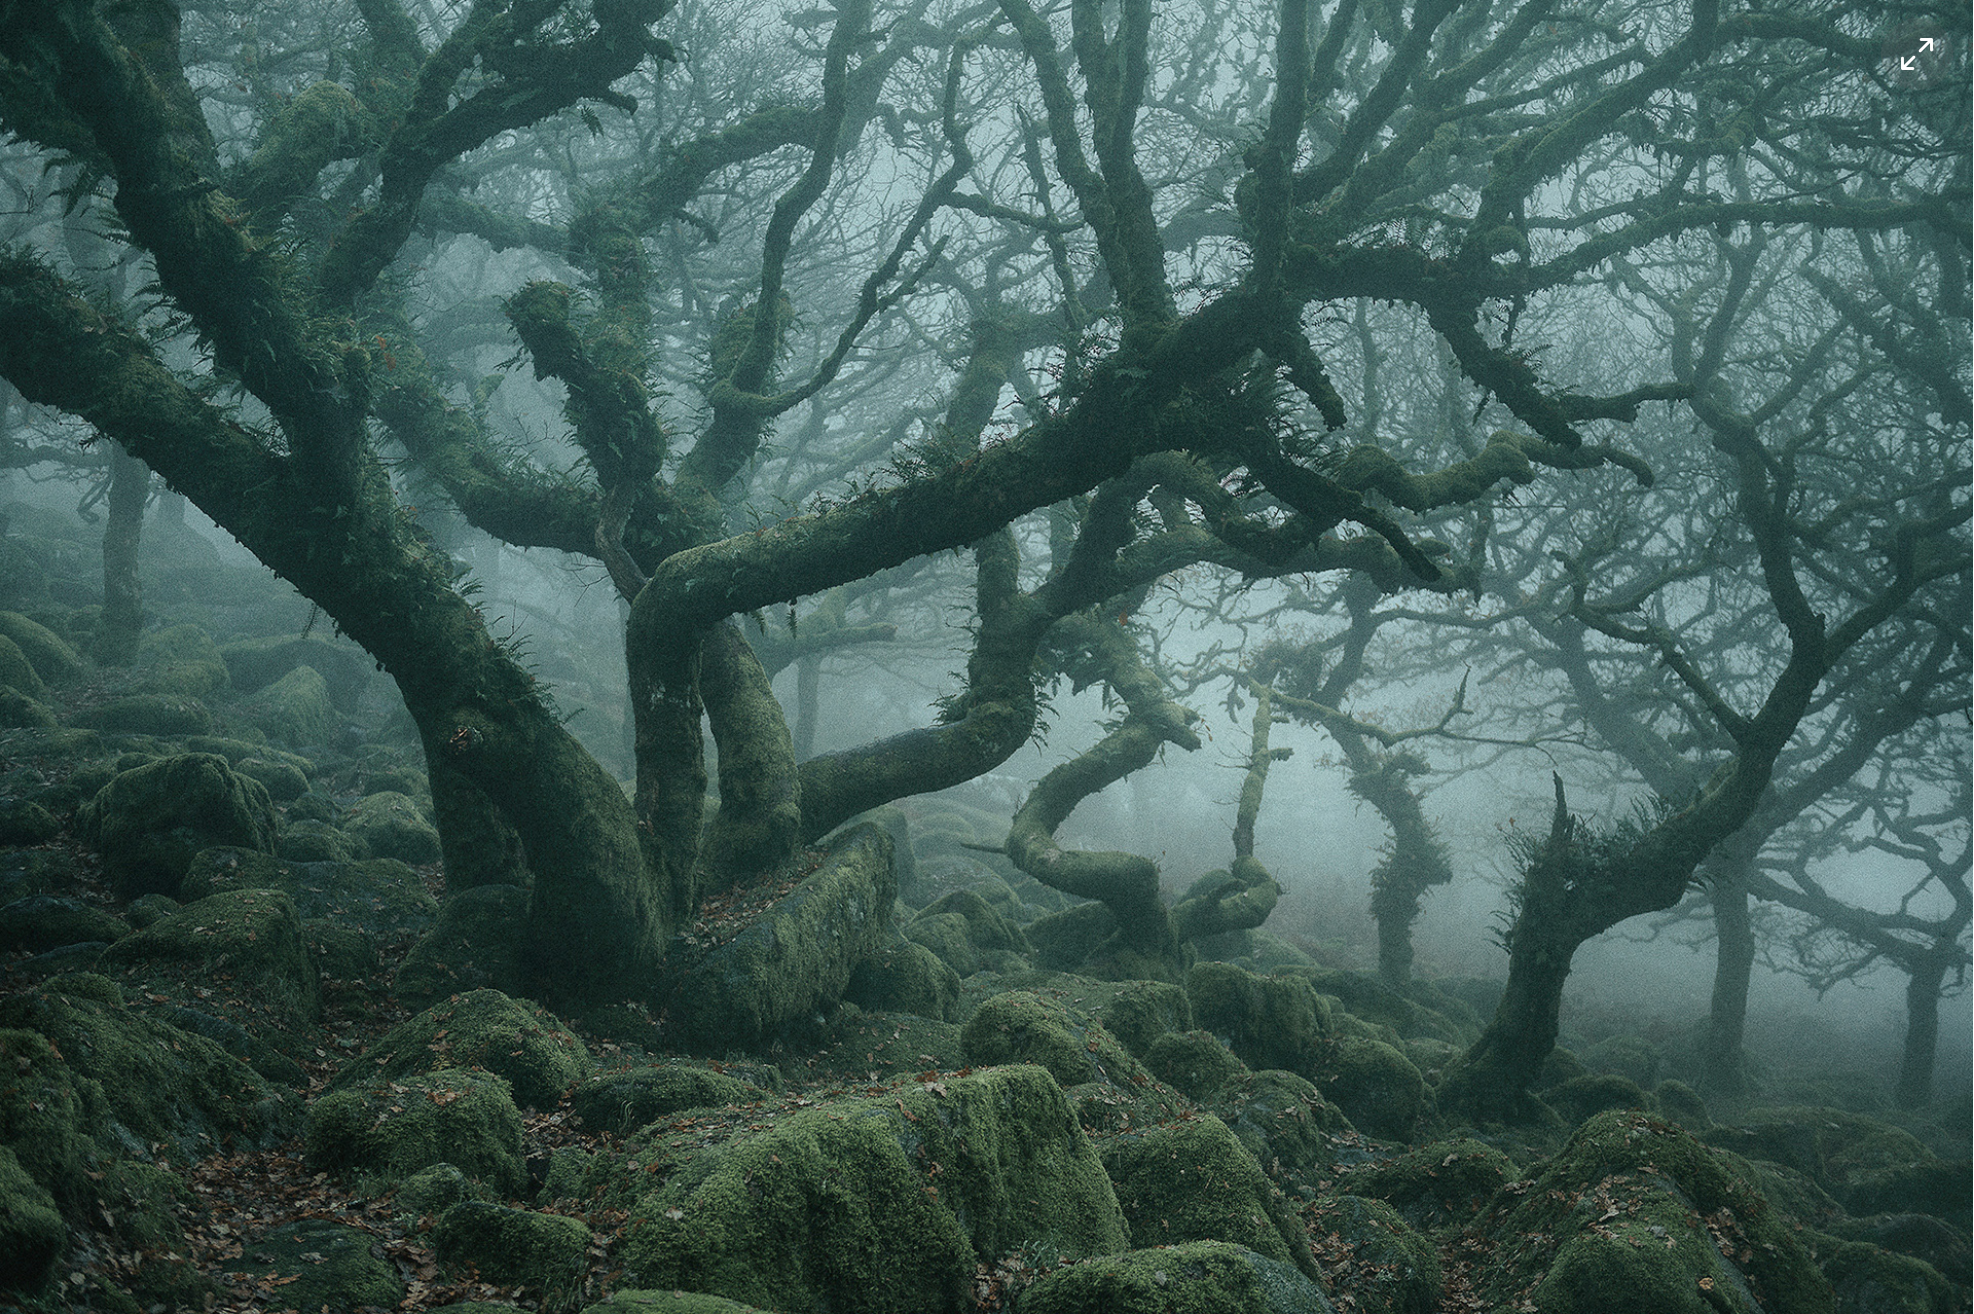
top-left (1701, 869), bottom-right (1755, 1100)
top-left (95, 442), bottom-right (147, 667)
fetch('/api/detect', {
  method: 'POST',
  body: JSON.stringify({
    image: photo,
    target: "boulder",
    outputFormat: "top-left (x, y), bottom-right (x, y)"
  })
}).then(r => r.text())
top-left (0, 1144), bottom-right (64, 1292)
top-left (240, 664), bottom-right (335, 747)
top-left (1015, 1241), bottom-right (1337, 1314)
top-left (1336, 1137), bottom-right (1517, 1232)
top-left (570, 1066), bottom-right (767, 1135)
top-left (620, 1064), bottom-right (1126, 1313)
top-left (78, 753), bottom-right (277, 898)
top-left (1145, 1030), bottom-right (1249, 1102)
top-left (0, 611), bottom-right (84, 686)
top-left (1187, 961), bottom-right (1333, 1079)
top-left (98, 888), bottom-right (320, 1032)
top-left (0, 634), bottom-right (45, 699)
top-left (305, 1068), bottom-right (527, 1197)
top-left (78, 692), bottom-right (215, 736)
top-left (1304, 1194), bottom-right (1441, 1314)
top-left (433, 1201), bottom-right (590, 1308)
top-left (0, 894), bottom-right (128, 954)
top-left (845, 935), bottom-right (962, 1021)
top-left (1101, 979), bottom-right (1195, 1060)
top-left (1210, 1069), bottom-right (1348, 1193)
top-left (394, 884), bottom-right (531, 1009)
top-left (133, 623), bottom-right (228, 698)
top-left (346, 790), bottom-right (442, 864)
top-left (336, 990), bottom-right (591, 1111)
top-left (228, 1218), bottom-right (404, 1313)
top-left (661, 825), bottom-right (896, 1053)
top-left (580, 1293), bottom-right (772, 1313)
top-left (1322, 1036), bottom-right (1425, 1141)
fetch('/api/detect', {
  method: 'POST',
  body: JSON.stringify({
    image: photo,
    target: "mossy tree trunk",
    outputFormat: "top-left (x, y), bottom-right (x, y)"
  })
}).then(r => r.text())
top-left (1700, 868), bottom-right (1754, 1100)
top-left (95, 441), bottom-right (147, 667)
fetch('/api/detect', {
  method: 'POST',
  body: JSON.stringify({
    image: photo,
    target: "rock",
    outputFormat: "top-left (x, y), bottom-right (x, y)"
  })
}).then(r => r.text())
top-left (1014, 1241), bottom-right (1338, 1314)
top-left (1544, 1072), bottom-right (1651, 1126)
top-left (620, 1064), bottom-right (1126, 1313)
top-left (1581, 1033), bottom-right (1663, 1088)
top-left (1469, 1110), bottom-right (1834, 1314)
top-left (1824, 1213), bottom-right (1970, 1287)
top-left (219, 633), bottom-right (373, 706)
top-left (570, 1066), bottom-right (767, 1135)
top-left (580, 1293), bottom-right (774, 1313)
top-left (845, 935), bottom-right (962, 1022)
top-left (1322, 1037), bottom-right (1425, 1141)
top-left (0, 894), bottom-right (128, 953)
top-left (1101, 979), bottom-right (1194, 1060)
top-left (661, 824), bottom-right (897, 1053)
top-left (961, 990), bottom-right (1143, 1091)
top-left (397, 1163), bottom-right (476, 1221)
top-left (230, 1218), bottom-right (404, 1313)
top-left (918, 887), bottom-right (1030, 953)
top-left (1303, 1194), bottom-right (1441, 1314)
top-left (0, 634), bottom-right (45, 699)
top-left (305, 1068), bottom-right (527, 1196)
top-left (1653, 1080), bottom-right (1711, 1131)
top-left (181, 849), bottom-right (438, 950)
top-left (0, 1143), bottom-right (64, 1292)
top-left (336, 990), bottom-right (591, 1111)
top-left (0, 611), bottom-right (83, 686)
top-left (394, 884), bottom-right (531, 1009)
top-left (0, 974), bottom-right (297, 1168)
top-left (0, 688), bottom-right (57, 730)
top-left (804, 1007), bottom-right (967, 1081)
top-left (234, 754), bottom-right (311, 802)
top-left (905, 910), bottom-right (986, 976)
top-left (98, 888), bottom-right (320, 1032)
top-left (77, 692), bottom-right (215, 736)
top-left (278, 818), bottom-right (355, 861)
top-left (123, 893), bottom-right (180, 928)
top-left (134, 623), bottom-right (228, 698)
top-left (433, 1201), bottom-right (590, 1307)
top-left (1335, 1137), bottom-right (1517, 1231)
top-left (77, 753), bottom-right (278, 898)
top-left (1210, 1069), bottom-right (1348, 1193)
top-left (241, 664), bottom-right (335, 747)
top-left (1813, 1238), bottom-right (1959, 1314)
top-left (1101, 1113), bottom-right (1318, 1280)
top-left (346, 790), bottom-right (442, 864)
top-left (1187, 961), bottom-right (1333, 1078)
top-left (0, 1027), bottom-right (97, 1212)
top-left (1145, 1030), bottom-right (1249, 1101)
top-left (306, 918), bottom-right (380, 980)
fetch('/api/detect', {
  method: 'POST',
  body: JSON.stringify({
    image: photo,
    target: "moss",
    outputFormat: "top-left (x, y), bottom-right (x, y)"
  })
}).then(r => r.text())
top-left (279, 818), bottom-right (356, 861)
top-left (0, 1028), bottom-right (98, 1212)
top-left (305, 1068), bottom-right (527, 1196)
top-left (1653, 1080), bottom-right (1711, 1131)
top-left (1145, 1030), bottom-right (1249, 1101)
top-left (570, 1066), bottom-right (766, 1135)
top-left (0, 895), bottom-right (129, 953)
top-left (918, 887), bottom-right (1030, 953)
top-left (906, 910), bottom-right (984, 976)
top-left (1304, 1194), bottom-right (1441, 1314)
top-left (804, 1007), bottom-right (967, 1081)
top-left (0, 974), bottom-right (297, 1166)
top-left (396, 1162), bottom-right (477, 1221)
top-left (1210, 1069), bottom-right (1346, 1192)
top-left (1816, 1238), bottom-right (1958, 1314)
top-left (1545, 1073), bottom-right (1651, 1126)
top-left (1100, 1114), bottom-right (1316, 1279)
top-left (0, 687), bottom-right (58, 730)
top-left (1471, 1111), bottom-right (1834, 1314)
top-left (621, 1064), bottom-right (1125, 1311)
top-left (433, 1201), bottom-right (589, 1308)
top-left (1015, 1240), bottom-right (1334, 1314)
top-left (1187, 961), bottom-right (1333, 1079)
top-left (182, 849), bottom-right (437, 949)
top-left (1324, 1037), bottom-right (1425, 1141)
top-left (1101, 979), bottom-right (1195, 1060)
top-left (663, 825), bottom-right (897, 1053)
top-left (347, 789), bottom-right (443, 864)
top-left (395, 885), bottom-right (531, 1009)
top-left (961, 990), bottom-right (1149, 1092)
top-left (307, 917), bottom-right (381, 979)
top-left (580, 1292), bottom-right (774, 1313)
top-left (0, 611), bottom-right (83, 686)
top-left (1340, 1137), bottom-right (1517, 1230)
top-left (133, 623), bottom-right (229, 698)
top-left (239, 664), bottom-right (335, 747)
top-left (230, 1218), bottom-right (403, 1313)
top-left (0, 634), bottom-right (46, 698)
top-left (235, 754), bottom-right (311, 802)
top-left (77, 753), bottom-right (278, 898)
top-left (0, 1143), bottom-right (64, 1291)
top-left (336, 989), bottom-right (591, 1110)
top-left (846, 935), bottom-right (962, 1022)
top-left (1580, 1034), bottom-right (1662, 1089)
top-left (98, 887), bottom-right (321, 1030)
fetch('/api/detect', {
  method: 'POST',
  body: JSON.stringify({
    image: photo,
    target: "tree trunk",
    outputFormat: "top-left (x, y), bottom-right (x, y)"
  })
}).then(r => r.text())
top-left (1701, 873), bottom-right (1754, 1099)
top-left (1896, 950), bottom-right (1948, 1109)
top-left (1444, 921), bottom-right (1578, 1123)
top-left (95, 441), bottom-right (146, 666)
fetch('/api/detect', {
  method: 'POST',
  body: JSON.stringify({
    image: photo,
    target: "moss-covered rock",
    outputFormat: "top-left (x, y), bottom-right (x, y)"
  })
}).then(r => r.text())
top-left (337, 990), bottom-right (591, 1110)
top-left (1814, 1238), bottom-right (1959, 1314)
top-left (0, 895), bottom-right (128, 953)
top-left (1337, 1137), bottom-right (1518, 1231)
top-left (620, 1064), bottom-right (1126, 1312)
top-left (1322, 1036), bottom-right (1424, 1142)
top-left (846, 935), bottom-right (962, 1022)
top-left (1470, 1110), bottom-right (1834, 1314)
top-left (0, 611), bottom-right (83, 686)
top-left (132, 623), bottom-right (228, 697)
top-left (181, 849), bottom-right (437, 951)
top-left (1187, 961), bottom-right (1333, 1079)
top-left (395, 884), bottom-right (531, 1009)
top-left (570, 1066), bottom-right (767, 1135)
top-left (906, 909), bottom-right (986, 976)
top-left (1209, 1069), bottom-right (1347, 1193)
top-left (804, 1006), bottom-right (968, 1082)
top-left (1545, 1072), bottom-right (1651, 1126)
top-left (0, 686), bottom-right (57, 730)
top-left (77, 753), bottom-right (278, 898)
top-left (0, 974), bottom-right (297, 1170)
top-left (1101, 979), bottom-right (1195, 1061)
top-left (1705, 1105), bottom-right (1970, 1225)
top-left (1824, 1212), bottom-right (1970, 1289)
top-left (347, 789), bottom-right (442, 864)
top-left (235, 754), bottom-right (311, 803)
top-left (1145, 1030), bottom-right (1249, 1102)
top-left (579, 1292), bottom-right (773, 1313)
top-left (219, 633), bottom-right (372, 705)
top-left (1580, 1034), bottom-right (1662, 1089)
top-left (0, 1027), bottom-right (98, 1212)
top-left (1653, 1080), bottom-right (1711, 1131)
top-left (236, 664), bottom-right (335, 747)
top-left (961, 990), bottom-right (1149, 1092)
top-left (662, 825), bottom-right (897, 1053)
top-left (278, 817), bottom-right (356, 861)
top-left (1101, 1113), bottom-right (1317, 1280)
top-left (433, 1201), bottom-right (590, 1309)
top-left (305, 1068), bottom-right (527, 1196)
top-left (229, 1218), bottom-right (404, 1312)
top-left (396, 1162), bottom-right (477, 1221)
top-left (0, 1143), bottom-right (64, 1291)
top-left (918, 887), bottom-right (1031, 953)
top-left (80, 692), bottom-right (216, 736)
top-left (1304, 1194), bottom-right (1441, 1314)
top-left (0, 633), bottom-right (46, 699)
top-left (1014, 1241), bottom-right (1338, 1314)
top-left (98, 888), bottom-right (320, 1030)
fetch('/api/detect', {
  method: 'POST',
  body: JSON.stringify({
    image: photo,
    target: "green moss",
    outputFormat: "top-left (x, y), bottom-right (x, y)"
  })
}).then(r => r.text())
top-left (335, 989), bottom-right (591, 1110)
top-left (1101, 1114), bottom-right (1315, 1278)
top-left (570, 1066), bottom-right (766, 1135)
top-left (621, 1064), bottom-right (1125, 1311)
top-left (230, 1217), bottom-right (403, 1313)
top-left (1340, 1137), bottom-right (1517, 1230)
top-left (77, 754), bottom-right (278, 898)
top-left (580, 1291), bottom-right (773, 1313)
top-left (0, 687), bottom-right (57, 731)
top-left (0, 1144), bottom-right (64, 1291)
top-left (1815, 1238), bottom-right (1958, 1314)
top-left (0, 634), bottom-right (46, 699)
top-left (961, 990), bottom-right (1149, 1092)
top-left (1652, 1080), bottom-right (1711, 1131)
top-left (395, 884), bottom-right (532, 1009)
top-left (1472, 1111), bottom-right (1834, 1314)
top-left (0, 611), bottom-right (83, 686)
top-left (1145, 1030), bottom-right (1249, 1101)
top-left (134, 623), bottom-right (229, 698)
top-left (804, 1007), bottom-right (967, 1081)
top-left (397, 1162), bottom-right (477, 1221)
top-left (1304, 1194), bottom-right (1441, 1314)
top-left (846, 936), bottom-right (962, 1022)
top-left (1186, 961), bottom-right (1333, 1079)
top-left (1324, 1037), bottom-right (1425, 1141)
top-left (1209, 1069), bottom-right (1346, 1192)
top-left (1544, 1073), bottom-right (1650, 1127)
top-left (1580, 1034), bottom-right (1662, 1089)
top-left (0, 1028), bottom-right (98, 1211)
top-left (347, 789), bottom-right (443, 864)
top-left (305, 1068), bottom-right (527, 1196)
top-left (433, 1201), bottom-right (589, 1309)
top-left (1016, 1240), bottom-right (1334, 1314)
top-left (0, 895), bottom-right (128, 953)
top-left (98, 888), bottom-right (321, 1029)
top-left (279, 819), bottom-right (355, 861)
top-left (241, 664), bottom-right (334, 747)
top-left (1101, 979), bottom-right (1195, 1060)
top-left (918, 887), bottom-right (1030, 953)
top-left (905, 910), bottom-right (983, 976)
top-left (236, 754), bottom-right (311, 801)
